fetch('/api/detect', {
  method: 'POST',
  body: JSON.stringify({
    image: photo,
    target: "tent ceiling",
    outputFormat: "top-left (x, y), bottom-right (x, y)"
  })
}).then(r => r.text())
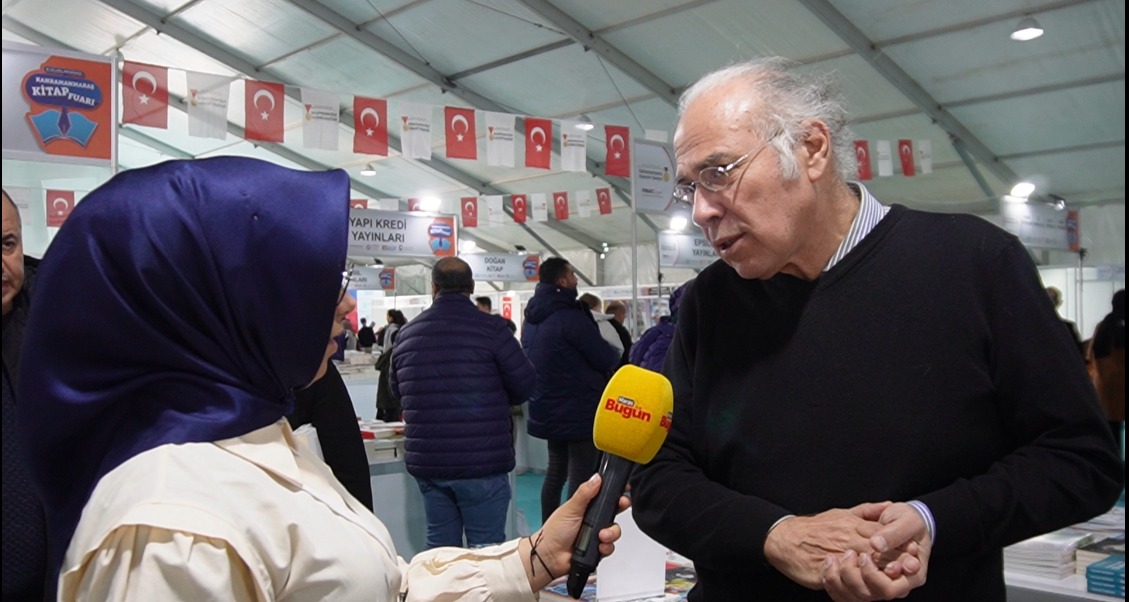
top-left (3, 0), bottom-right (1124, 260)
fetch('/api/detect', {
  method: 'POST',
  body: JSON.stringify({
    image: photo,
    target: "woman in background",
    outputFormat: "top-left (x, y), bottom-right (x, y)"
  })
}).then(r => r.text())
top-left (18, 157), bottom-right (625, 601)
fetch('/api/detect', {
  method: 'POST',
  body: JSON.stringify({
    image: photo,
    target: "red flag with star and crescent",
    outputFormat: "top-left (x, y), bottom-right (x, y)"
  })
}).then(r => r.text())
top-left (853, 140), bottom-right (872, 180)
top-left (445, 107), bottom-right (478, 160)
top-left (122, 61), bottom-right (168, 129)
top-left (46, 190), bottom-right (75, 228)
top-left (898, 139), bottom-right (915, 177)
top-left (524, 117), bottom-right (552, 170)
top-left (461, 196), bottom-right (478, 227)
top-left (512, 194), bottom-right (528, 223)
top-left (354, 96), bottom-right (388, 155)
top-left (596, 188), bottom-right (613, 215)
top-left (553, 192), bottom-right (570, 220)
top-left (605, 125), bottom-right (631, 177)
top-left (245, 80), bottom-right (284, 142)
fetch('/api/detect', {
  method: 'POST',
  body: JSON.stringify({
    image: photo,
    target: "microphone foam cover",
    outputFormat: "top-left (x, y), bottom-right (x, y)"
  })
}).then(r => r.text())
top-left (592, 365), bottom-right (673, 464)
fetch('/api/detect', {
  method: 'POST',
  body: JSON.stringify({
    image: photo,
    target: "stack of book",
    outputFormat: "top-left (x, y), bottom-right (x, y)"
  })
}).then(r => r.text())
top-left (1085, 554), bottom-right (1125, 597)
top-left (1076, 532), bottom-right (1126, 575)
top-left (1004, 527), bottom-right (1095, 579)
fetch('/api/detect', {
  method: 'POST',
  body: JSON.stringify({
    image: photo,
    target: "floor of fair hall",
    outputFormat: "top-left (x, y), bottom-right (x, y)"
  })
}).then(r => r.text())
top-left (515, 471), bottom-right (547, 533)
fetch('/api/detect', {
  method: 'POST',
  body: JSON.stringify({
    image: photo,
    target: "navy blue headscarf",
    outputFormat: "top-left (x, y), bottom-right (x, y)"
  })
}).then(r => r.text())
top-left (17, 157), bottom-right (349, 579)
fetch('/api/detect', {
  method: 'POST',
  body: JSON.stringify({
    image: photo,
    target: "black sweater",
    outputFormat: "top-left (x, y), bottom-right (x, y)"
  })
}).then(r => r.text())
top-left (632, 206), bottom-right (1124, 601)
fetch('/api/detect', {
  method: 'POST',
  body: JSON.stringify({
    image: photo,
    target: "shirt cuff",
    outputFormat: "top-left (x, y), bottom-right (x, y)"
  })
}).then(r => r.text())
top-left (906, 500), bottom-right (936, 545)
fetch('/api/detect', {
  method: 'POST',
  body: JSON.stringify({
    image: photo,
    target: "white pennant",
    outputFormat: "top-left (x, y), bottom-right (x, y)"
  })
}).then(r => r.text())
top-left (185, 71), bottom-right (231, 140)
top-left (876, 140), bottom-right (893, 177)
top-left (531, 193), bottom-right (549, 222)
top-left (399, 102), bottom-right (433, 160)
top-left (301, 88), bottom-right (339, 151)
top-left (485, 111), bottom-right (516, 167)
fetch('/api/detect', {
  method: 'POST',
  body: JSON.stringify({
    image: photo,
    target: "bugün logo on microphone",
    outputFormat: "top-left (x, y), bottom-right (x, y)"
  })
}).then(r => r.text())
top-left (605, 396), bottom-right (651, 422)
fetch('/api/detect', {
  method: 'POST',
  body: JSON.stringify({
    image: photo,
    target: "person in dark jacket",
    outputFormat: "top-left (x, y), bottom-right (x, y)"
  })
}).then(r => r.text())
top-left (603, 301), bottom-right (633, 366)
top-left (390, 257), bottom-right (536, 548)
top-left (357, 317), bottom-right (376, 352)
top-left (2, 189), bottom-right (49, 602)
top-left (288, 360), bottom-right (374, 512)
top-left (521, 257), bottom-right (620, 523)
top-left (629, 280), bottom-right (691, 373)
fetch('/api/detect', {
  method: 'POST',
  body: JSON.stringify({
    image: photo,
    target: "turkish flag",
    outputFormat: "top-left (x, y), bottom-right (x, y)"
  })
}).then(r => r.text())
top-left (461, 196), bottom-right (478, 227)
top-left (853, 140), bottom-right (872, 181)
top-left (245, 80), bottom-right (285, 142)
top-left (524, 117), bottom-right (552, 169)
top-left (45, 189), bottom-right (75, 227)
top-left (445, 107), bottom-right (478, 160)
top-left (122, 61), bottom-right (168, 129)
top-left (354, 96), bottom-right (388, 155)
top-left (511, 194), bottom-right (528, 223)
top-left (408, 198), bottom-right (422, 212)
top-left (350, 199), bottom-right (368, 209)
top-left (596, 188), bottom-right (613, 215)
top-left (553, 192), bottom-right (569, 220)
top-left (605, 125), bottom-right (631, 177)
top-left (898, 139), bottom-right (915, 177)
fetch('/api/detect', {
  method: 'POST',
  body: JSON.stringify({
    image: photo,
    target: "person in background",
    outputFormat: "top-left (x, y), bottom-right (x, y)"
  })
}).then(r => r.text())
top-left (1088, 288), bottom-right (1125, 454)
top-left (17, 157), bottom-right (627, 601)
top-left (603, 300), bottom-right (633, 366)
top-left (2, 189), bottom-right (48, 601)
top-left (629, 281), bottom-right (691, 373)
top-left (382, 309), bottom-right (407, 354)
top-left (630, 58), bottom-right (1123, 601)
top-left (578, 293), bottom-right (624, 360)
top-left (390, 257), bottom-right (536, 549)
top-left (342, 317), bottom-right (359, 353)
top-left (477, 295), bottom-right (517, 333)
top-left (288, 358), bottom-right (374, 512)
top-left (357, 317), bottom-right (377, 352)
top-left (1045, 286), bottom-right (1085, 356)
top-left (375, 309), bottom-right (406, 422)
top-left (522, 257), bottom-right (620, 523)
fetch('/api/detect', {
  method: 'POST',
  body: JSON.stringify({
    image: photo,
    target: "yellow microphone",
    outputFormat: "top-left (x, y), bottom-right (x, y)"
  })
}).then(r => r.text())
top-left (567, 365), bottom-right (673, 598)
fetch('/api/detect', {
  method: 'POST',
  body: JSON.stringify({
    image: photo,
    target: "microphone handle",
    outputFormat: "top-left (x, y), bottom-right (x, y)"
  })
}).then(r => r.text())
top-left (566, 451), bottom-right (634, 598)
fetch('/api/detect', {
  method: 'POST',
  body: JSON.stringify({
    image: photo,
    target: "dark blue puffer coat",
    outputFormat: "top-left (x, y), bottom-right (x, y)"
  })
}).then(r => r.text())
top-left (390, 293), bottom-right (536, 479)
top-left (521, 283), bottom-right (620, 441)
top-left (629, 280), bottom-right (692, 373)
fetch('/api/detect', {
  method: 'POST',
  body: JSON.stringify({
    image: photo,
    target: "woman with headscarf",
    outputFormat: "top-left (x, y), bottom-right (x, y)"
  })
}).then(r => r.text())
top-left (18, 157), bottom-right (624, 601)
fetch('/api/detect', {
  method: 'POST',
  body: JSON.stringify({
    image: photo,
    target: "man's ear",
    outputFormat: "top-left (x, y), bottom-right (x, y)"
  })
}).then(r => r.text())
top-left (800, 119), bottom-right (831, 181)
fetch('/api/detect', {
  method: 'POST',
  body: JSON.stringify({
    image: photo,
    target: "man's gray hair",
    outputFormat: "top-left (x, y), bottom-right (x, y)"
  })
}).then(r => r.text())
top-left (678, 57), bottom-right (856, 183)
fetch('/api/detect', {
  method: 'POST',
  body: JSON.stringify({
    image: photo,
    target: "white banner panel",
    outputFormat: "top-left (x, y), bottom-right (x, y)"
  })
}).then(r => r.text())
top-left (462, 253), bottom-right (541, 282)
top-left (632, 138), bottom-right (677, 214)
top-left (659, 230), bottom-right (718, 269)
top-left (349, 266), bottom-right (396, 291)
top-left (1001, 202), bottom-right (1079, 251)
top-left (348, 208), bottom-right (458, 258)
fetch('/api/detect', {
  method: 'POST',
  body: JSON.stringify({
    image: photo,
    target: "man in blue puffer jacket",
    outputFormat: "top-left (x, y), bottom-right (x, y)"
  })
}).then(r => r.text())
top-left (521, 257), bottom-right (620, 523)
top-left (390, 257), bottom-right (536, 549)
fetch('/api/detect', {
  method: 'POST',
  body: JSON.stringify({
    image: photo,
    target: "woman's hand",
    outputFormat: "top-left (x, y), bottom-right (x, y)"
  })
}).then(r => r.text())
top-left (520, 473), bottom-right (631, 591)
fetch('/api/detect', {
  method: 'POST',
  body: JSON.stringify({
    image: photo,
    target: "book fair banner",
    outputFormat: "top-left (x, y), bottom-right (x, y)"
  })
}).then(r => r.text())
top-left (349, 266), bottom-right (396, 291)
top-left (3, 41), bottom-right (115, 165)
top-left (1000, 202), bottom-right (1081, 251)
top-left (348, 208), bottom-right (457, 258)
top-left (632, 138), bottom-right (677, 215)
top-left (659, 230), bottom-right (718, 269)
top-left (462, 253), bottom-right (541, 282)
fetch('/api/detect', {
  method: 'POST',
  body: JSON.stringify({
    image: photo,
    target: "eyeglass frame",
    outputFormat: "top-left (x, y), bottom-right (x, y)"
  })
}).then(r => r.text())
top-left (338, 262), bottom-right (356, 304)
top-left (672, 132), bottom-right (780, 206)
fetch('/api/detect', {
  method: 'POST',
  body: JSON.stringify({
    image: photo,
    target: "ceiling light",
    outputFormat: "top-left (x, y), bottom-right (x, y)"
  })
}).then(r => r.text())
top-left (360, 162), bottom-right (377, 176)
top-left (1010, 181), bottom-right (1036, 198)
top-left (459, 240), bottom-right (478, 253)
top-left (574, 114), bottom-right (595, 131)
top-left (420, 196), bottom-right (441, 211)
top-left (670, 215), bottom-right (689, 231)
top-left (1010, 16), bottom-right (1044, 41)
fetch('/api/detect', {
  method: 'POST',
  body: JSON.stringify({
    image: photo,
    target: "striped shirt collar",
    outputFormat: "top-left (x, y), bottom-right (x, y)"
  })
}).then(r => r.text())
top-left (823, 182), bottom-right (890, 272)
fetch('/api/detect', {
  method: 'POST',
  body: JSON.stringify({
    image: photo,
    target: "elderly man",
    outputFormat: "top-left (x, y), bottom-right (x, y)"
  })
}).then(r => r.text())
top-left (630, 58), bottom-right (1123, 601)
top-left (390, 257), bottom-right (536, 548)
top-left (2, 189), bottom-right (48, 600)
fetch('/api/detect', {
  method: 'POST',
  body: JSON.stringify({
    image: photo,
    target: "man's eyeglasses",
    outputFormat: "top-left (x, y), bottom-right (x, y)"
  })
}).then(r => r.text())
top-left (672, 136), bottom-right (777, 206)
top-left (338, 262), bottom-right (356, 304)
